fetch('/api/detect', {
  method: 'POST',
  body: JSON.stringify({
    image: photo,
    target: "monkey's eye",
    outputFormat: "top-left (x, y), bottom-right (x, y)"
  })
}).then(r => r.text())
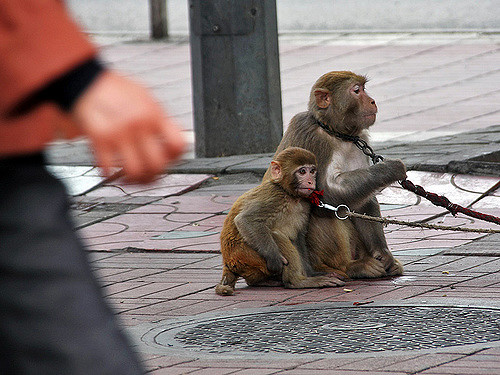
top-left (298, 168), bottom-right (307, 175)
top-left (352, 85), bottom-right (361, 95)
top-left (310, 168), bottom-right (316, 175)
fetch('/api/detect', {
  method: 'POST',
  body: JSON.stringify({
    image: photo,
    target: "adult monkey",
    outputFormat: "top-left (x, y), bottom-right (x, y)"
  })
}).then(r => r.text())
top-left (264, 71), bottom-right (406, 279)
top-left (216, 147), bottom-right (345, 296)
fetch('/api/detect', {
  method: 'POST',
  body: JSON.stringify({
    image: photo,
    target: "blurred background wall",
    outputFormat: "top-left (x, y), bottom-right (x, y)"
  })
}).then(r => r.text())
top-left (67, 0), bottom-right (499, 36)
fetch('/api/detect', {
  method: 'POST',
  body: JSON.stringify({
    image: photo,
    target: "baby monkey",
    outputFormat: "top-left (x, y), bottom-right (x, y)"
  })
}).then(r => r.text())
top-left (216, 147), bottom-right (345, 296)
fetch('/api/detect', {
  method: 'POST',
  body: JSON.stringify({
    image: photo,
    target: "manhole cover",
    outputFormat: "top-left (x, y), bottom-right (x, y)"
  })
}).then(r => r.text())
top-left (143, 304), bottom-right (500, 356)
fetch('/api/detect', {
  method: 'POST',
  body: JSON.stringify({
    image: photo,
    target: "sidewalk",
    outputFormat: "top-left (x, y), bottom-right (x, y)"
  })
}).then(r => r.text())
top-left (49, 33), bottom-right (500, 374)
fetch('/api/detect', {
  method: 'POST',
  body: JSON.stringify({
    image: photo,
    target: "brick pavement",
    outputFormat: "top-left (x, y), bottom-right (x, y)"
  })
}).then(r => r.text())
top-left (68, 167), bottom-right (500, 375)
top-left (51, 32), bottom-right (500, 374)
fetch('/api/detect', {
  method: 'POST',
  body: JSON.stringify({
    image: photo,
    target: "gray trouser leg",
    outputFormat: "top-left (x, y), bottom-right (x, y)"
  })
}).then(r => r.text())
top-left (0, 159), bottom-right (144, 375)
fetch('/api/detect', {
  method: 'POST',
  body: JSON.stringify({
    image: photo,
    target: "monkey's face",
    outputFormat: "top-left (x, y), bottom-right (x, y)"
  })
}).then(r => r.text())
top-left (348, 82), bottom-right (378, 129)
top-left (293, 165), bottom-right (317, 197)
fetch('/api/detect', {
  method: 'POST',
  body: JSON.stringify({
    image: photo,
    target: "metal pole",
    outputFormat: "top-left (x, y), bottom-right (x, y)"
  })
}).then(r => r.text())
top-left (189, 0), bottom-right (283, 157)
top-left (150, 0), bottom-right (168, 39)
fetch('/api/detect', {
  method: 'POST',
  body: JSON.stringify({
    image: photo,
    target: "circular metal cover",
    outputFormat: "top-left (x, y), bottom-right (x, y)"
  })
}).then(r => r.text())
top-left (140, 303), bottom-right (500, 357)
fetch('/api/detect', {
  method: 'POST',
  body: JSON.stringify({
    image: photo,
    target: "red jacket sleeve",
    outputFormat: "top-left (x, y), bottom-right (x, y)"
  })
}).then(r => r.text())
top-left (0, 0), bottom-right (97, 115)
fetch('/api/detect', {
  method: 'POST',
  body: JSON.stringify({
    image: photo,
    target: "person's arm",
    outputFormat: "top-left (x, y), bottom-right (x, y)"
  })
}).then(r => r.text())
top-left (0, 0), bottom-right (185, 182)
top-left (10, 58), bottom-right (104, 116)
top-left (0, 0), bottom-right (97, 115)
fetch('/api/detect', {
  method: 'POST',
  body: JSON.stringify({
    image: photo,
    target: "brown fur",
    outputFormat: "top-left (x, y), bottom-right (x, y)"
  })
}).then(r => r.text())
top-left (216, 147), bottom-right (345, 296)
top-left (264, 71), bottom-right (406, 279)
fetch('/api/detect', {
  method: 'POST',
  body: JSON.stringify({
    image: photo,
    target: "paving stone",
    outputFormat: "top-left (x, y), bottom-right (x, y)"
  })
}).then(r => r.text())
top-left (185, 184), bottom-right (258, 197)
top-left (418, 288), bottom-right (500, 299)
top-left (94, 268), bottom-right (165, 283)
top-left (382, 354), bottom-right (464, 373)
top-left (169, 156), bottom-right (263, 174)
top-left (125, 299), bottom-right (197, 316)
top-left (453, 273), bottom-right (500, 288)
top-left (280, 371), bottom-right (408, 375)
top-left (102, 281), bottom-right (152, 298)
top-left (148, 195), bottom-right (235, 214)
top-left (174, 358), bottom-right (314, 370)
top-left (444, 233), bottom-right (500, 256)
top-left (338, 354), bottom-right (462, 372)
top-left (148, 366), bottom-right (201, 375)
top-left (225, 155), bottom-right (274, 173)
top-left (108, 298), bottom-right (167, 314)
top-left (296, 357), bottom-right (369, 370)
top-left (229, 369), bottom-right (279, 375)
top-left (420, 366), bottom-right (500, 374)
top-left (141, 357), bottom-right (197, 374)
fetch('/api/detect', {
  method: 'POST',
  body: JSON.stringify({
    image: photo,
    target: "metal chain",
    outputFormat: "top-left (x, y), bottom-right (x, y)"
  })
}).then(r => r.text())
top-left (350, 136), bottom-right (384, 164)
top-left (316, 120), bottom-right (384, 164)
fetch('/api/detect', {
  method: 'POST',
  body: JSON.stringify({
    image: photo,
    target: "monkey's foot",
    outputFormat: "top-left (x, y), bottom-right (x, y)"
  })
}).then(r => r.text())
top-left (215, 283), bottom-right (235, 296)
top-left (347, 257), bottom-right (386, 279)
top-left (286, 275), bottom-right (345, 289)
top-left (386, 258), bottom-right (404, 276)
top-left (373, 250), bottom-right (404, 276)
top-left (326, 270), bottom-right (348, 281)
top-left (314, 267), bottom-right (349, 280)
top-left (321, 274), bottom-right (346, 287)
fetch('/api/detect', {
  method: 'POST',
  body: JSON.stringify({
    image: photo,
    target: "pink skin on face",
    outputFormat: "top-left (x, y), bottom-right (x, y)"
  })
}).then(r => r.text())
top-left (295, 165), bottom-right (317, 197)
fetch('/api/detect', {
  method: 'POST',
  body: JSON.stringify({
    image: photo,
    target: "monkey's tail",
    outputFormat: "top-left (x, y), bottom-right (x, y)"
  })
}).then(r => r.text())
top-left (215, 266), bottom-right (239, 296)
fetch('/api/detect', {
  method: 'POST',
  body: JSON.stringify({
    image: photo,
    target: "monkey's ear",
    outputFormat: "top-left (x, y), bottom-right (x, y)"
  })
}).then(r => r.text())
top-left (314, 88), bottom-right (331, 109)
top-left (270, 161), bottom-right (282, 181)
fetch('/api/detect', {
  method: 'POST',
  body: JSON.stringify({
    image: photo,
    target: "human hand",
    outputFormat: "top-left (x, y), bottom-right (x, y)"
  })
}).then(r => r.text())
top-left (71, 71), bottom-right (186, 183)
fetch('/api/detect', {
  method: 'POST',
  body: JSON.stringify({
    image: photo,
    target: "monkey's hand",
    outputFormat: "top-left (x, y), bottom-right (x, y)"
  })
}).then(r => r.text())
top-left (379, 158), bottom-right (407, 182)
top-left (280, 254), bottom-right (289, 266)
top-left (265, 252), bottom-right (288, 274)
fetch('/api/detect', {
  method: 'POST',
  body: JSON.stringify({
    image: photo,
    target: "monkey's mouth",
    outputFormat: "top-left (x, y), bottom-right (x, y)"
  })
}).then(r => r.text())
top-left (298, 188), bottom-right (315, 196)
top-left (363, 113), bottom-right (377, 125)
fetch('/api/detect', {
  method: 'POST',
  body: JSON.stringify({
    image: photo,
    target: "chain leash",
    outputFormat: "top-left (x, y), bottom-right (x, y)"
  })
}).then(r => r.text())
top-left (315, 120), bottom-right (500, 227)
top-left (316, 120), bottom-right (384, 164)
top-left (309, 190), bottom-right (500, 233)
